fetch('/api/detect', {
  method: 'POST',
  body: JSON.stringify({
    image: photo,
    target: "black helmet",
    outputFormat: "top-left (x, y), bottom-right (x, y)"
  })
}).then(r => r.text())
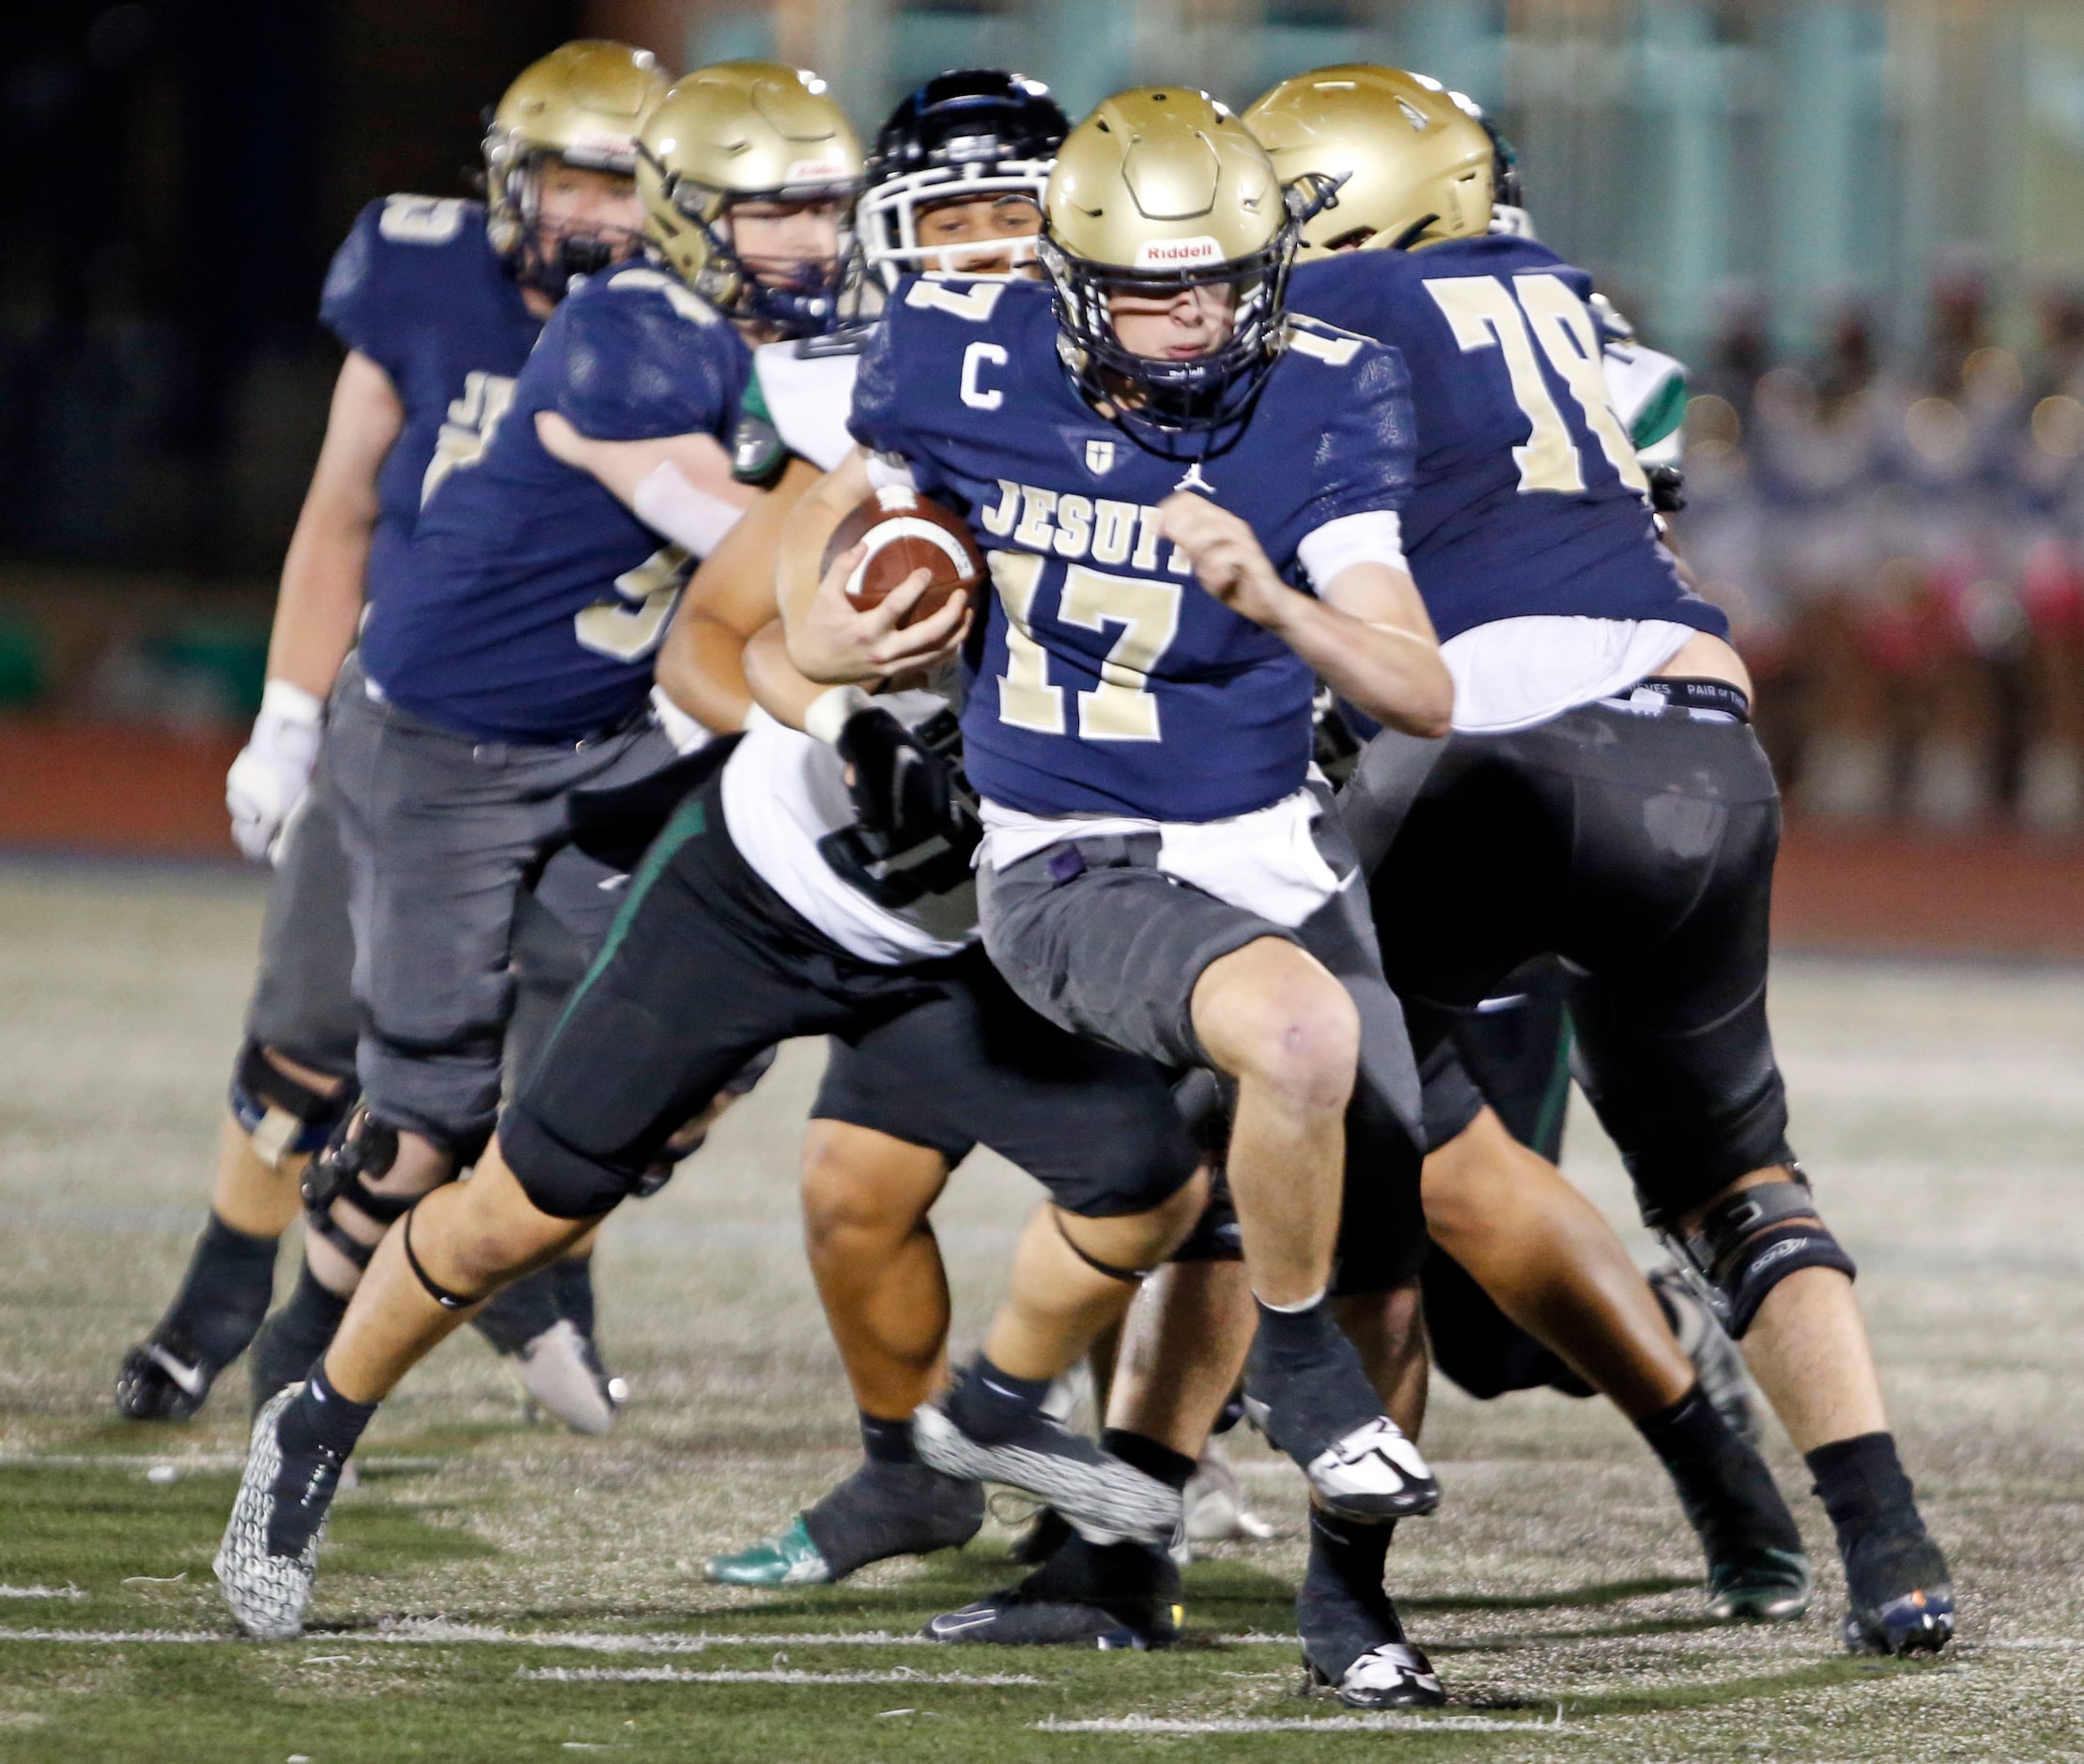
top-left (860, 69), bottom-right (1069, 286)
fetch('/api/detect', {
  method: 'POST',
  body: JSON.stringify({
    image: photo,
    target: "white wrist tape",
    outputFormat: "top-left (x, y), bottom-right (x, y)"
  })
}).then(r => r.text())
top-left (257, 679), bottom-right (324, 730)
top-left (1297, 510), bottom-right (1406, 590)
top-left (648, 684), bottom-right (711, 755)
top-left (804, 684), bottom-right (873, 747)
top-left (632, 461), bottom-right (747, 560)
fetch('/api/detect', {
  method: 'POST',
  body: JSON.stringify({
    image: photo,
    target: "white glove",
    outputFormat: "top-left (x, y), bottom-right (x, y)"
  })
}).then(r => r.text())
top-left (649, 683), bottom-right (711, 755)
top-left (226, 680), bottom-right (325, 863)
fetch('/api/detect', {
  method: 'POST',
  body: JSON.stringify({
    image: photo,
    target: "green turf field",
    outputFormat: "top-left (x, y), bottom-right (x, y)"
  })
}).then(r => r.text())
top-left (2, 862), bottom-right (2080, 1762)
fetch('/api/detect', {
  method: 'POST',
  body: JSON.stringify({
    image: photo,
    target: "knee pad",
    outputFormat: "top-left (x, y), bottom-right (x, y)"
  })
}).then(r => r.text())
top-left (300, 1107), bottom-right (434, 1271)
top-left (1663, 1169), bottom-right (1857, 1338)
top-left (229, 1039), bottom-right (356, 1169)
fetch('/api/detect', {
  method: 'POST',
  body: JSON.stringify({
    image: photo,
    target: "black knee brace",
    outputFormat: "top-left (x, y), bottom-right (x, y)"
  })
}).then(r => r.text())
top-left (229, 1039), bottom-right (356, 1169)
top-left (301, 1108), bottom-right (419, 1272)
top-left (1664, 1169), bottom-right (1857, 1338)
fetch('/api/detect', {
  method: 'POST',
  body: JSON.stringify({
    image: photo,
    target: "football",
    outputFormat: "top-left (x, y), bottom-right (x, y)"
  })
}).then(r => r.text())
top-left (819, 483), bottom-right (985, 627)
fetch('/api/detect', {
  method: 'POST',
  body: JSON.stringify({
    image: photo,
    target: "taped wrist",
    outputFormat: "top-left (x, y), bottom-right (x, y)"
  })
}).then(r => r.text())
top-left (229, 1039), bottom-right (355, 1170)
top-left (804, 685), bottom-right (873, 747)
top-left (1665, 1169), bottom-right (1857, 1338)
top-left (631, 459), bottom-right (745, 559)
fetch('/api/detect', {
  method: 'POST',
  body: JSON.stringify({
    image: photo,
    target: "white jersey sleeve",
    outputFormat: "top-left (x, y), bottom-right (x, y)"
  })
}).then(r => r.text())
top-left (750, 342), bottom-right (863, 473)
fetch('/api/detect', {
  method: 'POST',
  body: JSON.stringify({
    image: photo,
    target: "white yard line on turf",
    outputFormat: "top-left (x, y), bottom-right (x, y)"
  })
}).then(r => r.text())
top-left (519, 1667), bottom-right (1042, 1686)
top-left (0, 1587), bottom-right (84, 1601)
top-left (0, 1625), bottom-right (1305, 1651)
top-left (1036, 1713), bottom-right (1573, 1736)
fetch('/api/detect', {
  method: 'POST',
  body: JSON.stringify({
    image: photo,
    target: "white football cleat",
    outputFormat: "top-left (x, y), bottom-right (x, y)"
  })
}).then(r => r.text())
top-left (214, 1385), bottom-right (337, 1641)
top-left (1304, 1416), bottom-right (1439, 1522)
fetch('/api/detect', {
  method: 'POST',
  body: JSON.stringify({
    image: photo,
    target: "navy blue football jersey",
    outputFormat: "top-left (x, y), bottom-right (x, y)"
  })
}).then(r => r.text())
top-left (359, 261), bottom-right (752, 742)
top-left (1290, 236), bottom-right (1726, 643)
top-left (317, 194), bottom-right (543, 580)
top-left (850, 277), bottom-right (1415, 821)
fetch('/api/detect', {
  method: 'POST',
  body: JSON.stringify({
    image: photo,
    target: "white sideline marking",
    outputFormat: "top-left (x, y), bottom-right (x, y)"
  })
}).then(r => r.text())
top-left (520, 1667), bottom-right (1042, 1686)
top-left (0, 1587), bottom-right (84, 1602)
top-left (1036, 1713), bottom-right (1570, 1735)
top-left (0, 1624), bottom-right (1308, 1653)
top-left (0, 1453), bottom-right (444, 1474)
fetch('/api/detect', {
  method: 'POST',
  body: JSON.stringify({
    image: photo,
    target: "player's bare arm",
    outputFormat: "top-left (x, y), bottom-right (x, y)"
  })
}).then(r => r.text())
top-left (776, 447), bottom-right (970, 684)
top-left (268, 350), bottom-right (404, 700)
top-left (655, 456), bottom-right (821, 732)
top-left (225, 350), bottom-right (408, 863)
top-left (1158, 492), bottom-right (1452, 737)
top-left (534, 412), bottom-right (758, 552)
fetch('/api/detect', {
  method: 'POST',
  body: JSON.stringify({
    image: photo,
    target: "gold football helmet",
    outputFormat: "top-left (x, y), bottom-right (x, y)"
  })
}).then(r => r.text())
top-left (638, 61), bottom-right (863, 335)
top-left (1041, 87), bottom-right (1298, 434)
top-left (1244, 65), bottom-right (1493, 258)
top-left (485, 40), bottom-right (670, 295)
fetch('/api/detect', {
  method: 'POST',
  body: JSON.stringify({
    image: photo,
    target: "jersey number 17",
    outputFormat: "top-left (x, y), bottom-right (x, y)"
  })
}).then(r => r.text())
top-left (1425, 272), bottom-right (1649, 499)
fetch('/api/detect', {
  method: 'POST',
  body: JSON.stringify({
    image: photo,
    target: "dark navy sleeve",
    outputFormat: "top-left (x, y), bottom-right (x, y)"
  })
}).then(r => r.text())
top-left (1295, 332), bottom-right (1418, 534)
top-left (553, 276), bottom-right (750, 442)
top-left (317, 199), bottom-right (392, 365)
top-left (845, 316), bottom-right (907, 458)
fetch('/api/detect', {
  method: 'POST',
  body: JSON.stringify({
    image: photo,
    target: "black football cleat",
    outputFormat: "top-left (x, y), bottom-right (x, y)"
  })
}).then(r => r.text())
top-left (1842, 1526), bottom-right (1954, 1656)
top-left (924, 1534), bottom-right (1181, 1650)
top-left (116, 1326), bottom-right (215, 1422)
top-left (706, 1459), bottom-right (983, 1586)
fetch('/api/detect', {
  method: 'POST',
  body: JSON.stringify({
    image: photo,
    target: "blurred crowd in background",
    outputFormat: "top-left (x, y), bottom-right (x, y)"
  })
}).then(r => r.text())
top-left (4, 0), bottom-right (2083, 838)
top-left (1680, 259), bottom-right (2084, 832)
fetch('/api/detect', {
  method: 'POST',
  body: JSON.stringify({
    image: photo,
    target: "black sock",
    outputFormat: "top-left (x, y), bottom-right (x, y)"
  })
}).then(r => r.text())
top-left (251, 1263), bottom-right (350, 1407)
top-left (470, 1265), bottom-right (559, 1355)
top-left (1247, 1296), bottom-right (1382, 1457)
top-left (165, 1213), bottom-right (279, 1370)
top-left (1252, 1295), bottom-right (1341, 1366)
top-left (1638, 1385), bottom-right (1803, 1558)
top-left (551, 1256), bottom-right (596, 1339)
top-left (280, 1360), bottom-right (379, 1463)
top-left (1805, 1431), bottom-right (1922, 1547)
top-left (860, 1411), bottom-right (918, 1465)
top-left (945, 1354), bottom-right (1054, 1446)
top-left (1299, 1509), bottom-right (1402, 1674)
top-left (1100, 1428), bottom-right (1196, 1493)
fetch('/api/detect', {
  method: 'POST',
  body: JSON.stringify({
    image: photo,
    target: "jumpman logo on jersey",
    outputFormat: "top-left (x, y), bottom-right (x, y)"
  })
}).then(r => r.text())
top-left (1174, 461), bottom-right (1216, 494)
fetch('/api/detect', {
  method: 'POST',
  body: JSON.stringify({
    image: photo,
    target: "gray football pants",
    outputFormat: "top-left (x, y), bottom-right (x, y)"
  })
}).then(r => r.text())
top-left (244, 693), bottom-right (614, 1107)
top-left (324, 656), bottom-right (677, 1153)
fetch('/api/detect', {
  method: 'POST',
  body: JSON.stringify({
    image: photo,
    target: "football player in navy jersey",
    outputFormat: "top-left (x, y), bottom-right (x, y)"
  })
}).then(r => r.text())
top-left (1253, 65), bottom-right (1953, 1660)
top-left (116, 41), bottom-right (670, 1433)
top-left (799, 86), bottom-right (1457, 1559)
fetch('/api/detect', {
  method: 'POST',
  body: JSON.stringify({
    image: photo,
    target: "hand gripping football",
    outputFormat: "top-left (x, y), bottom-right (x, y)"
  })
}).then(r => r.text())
top-left (819, 484), bottom-right (985, 627)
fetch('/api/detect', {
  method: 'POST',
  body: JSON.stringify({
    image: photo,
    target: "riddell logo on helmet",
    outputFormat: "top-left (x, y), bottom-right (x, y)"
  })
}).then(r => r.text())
top-left (1135, 236), bottom-right (1224, 269)
top-left (786, 159), bottom-right (848, 183)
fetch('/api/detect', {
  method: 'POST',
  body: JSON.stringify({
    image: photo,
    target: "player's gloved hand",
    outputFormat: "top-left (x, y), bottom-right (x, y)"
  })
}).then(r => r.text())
top-left (832, 703), bottom-right (960, 846)
top-left (225, 680), bottom-right (324, 864)
top-left (807, 689), bottom-right (980, 906)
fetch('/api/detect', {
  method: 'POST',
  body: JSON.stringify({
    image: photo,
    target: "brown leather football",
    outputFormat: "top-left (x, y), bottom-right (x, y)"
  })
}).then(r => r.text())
top-left (819, 484), bottom-right (985, 627)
